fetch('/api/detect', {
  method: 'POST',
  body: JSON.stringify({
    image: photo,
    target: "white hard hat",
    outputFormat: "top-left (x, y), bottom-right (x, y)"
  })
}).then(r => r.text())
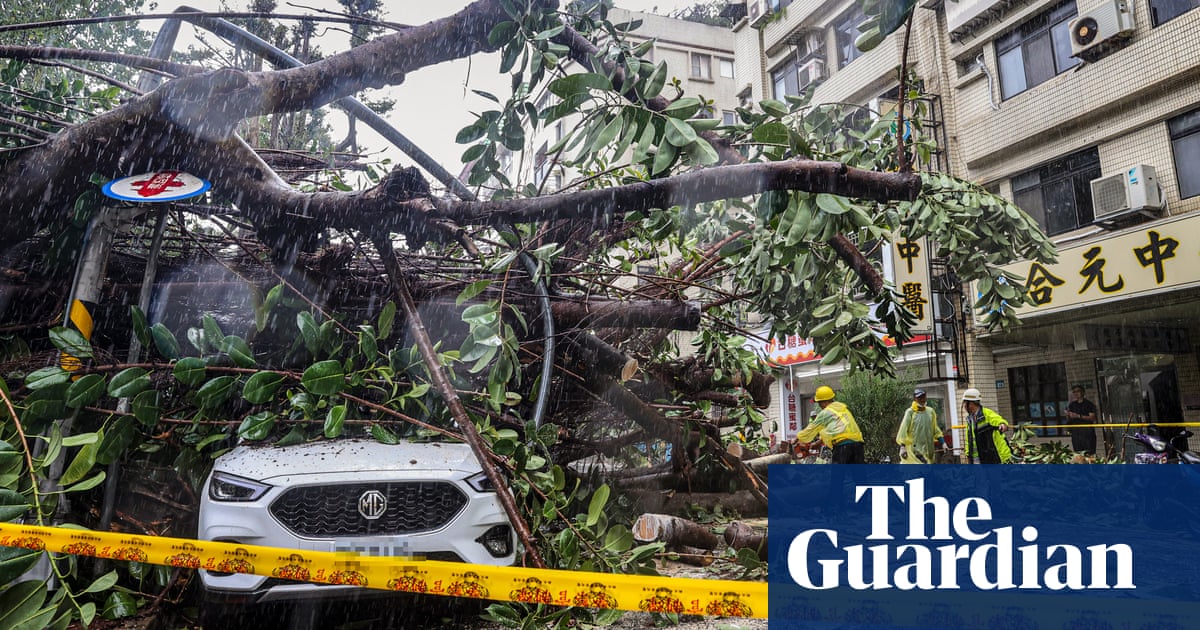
top-left (961, 388), bottom-right (982, 403)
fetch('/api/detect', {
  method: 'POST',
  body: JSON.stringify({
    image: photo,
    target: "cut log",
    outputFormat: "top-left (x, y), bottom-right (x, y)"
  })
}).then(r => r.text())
top-left (632, 513), bottom-right (720, 550)
top-left (744, 452), bottom-right (793, 476)
top-left (723, 520), bottom-right (768, 561)
top-left (670, 544), bottom-right (715, 567)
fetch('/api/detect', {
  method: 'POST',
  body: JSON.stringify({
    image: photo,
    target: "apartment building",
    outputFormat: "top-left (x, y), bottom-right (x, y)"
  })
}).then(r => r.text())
top-left (734, 0), bottom-right (1200, 453)
top-left (940, 0), bottom-right (1200, 446)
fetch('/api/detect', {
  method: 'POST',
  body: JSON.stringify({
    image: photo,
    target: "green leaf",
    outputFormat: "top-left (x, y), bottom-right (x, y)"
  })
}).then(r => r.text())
top-left (83, 570), bottom-right (119, 594)
top-left (0, 548), bottom-right (41, 586)
top-left (0, 580), bottom-right (48, 630)
top-left (751, 121), bottom-right (790, 145)
top-left (358, 327), bottom-right (378, 361)
top-left (0, 489), bottom-right (32, 521)
top-left (60, 437), bottom-right (98, 486)
top-left (237, 411), bottom-right (276, 441)
top-left (302, 360), bottom-right (345, 396)
top-left (132, 390), bottom-right (160, 427)
top-left (760, 99), bottom-right (790, 117)
top-left (195, 376), bottom-right (236, 409)
top-left (378, 302), bottom-right (397, 339)
top-left (64, 471), bottom-right (105, 493)
top-left (242, 371), bottom-right (285, 405)
top-left (101, 591), bottom-right (138, 620)
top-left (25, 367), bottom-right (70, 391)
top-left (487, 20), bottom-right (518, 47)
top-left (172, 357), bottom-right (206, 387)
top-left (815, 193), bottom-right (851, 216)
top-left (589, 115), bottom-right (625, 155)
top-left (223, 335), bottom-right (256, 368)
top-left (297, 312), bottom-right (321, 355)
top-left (96, 417), bottom-right (138, 466)
top-left (685, 138), bottom-right (720, 165)
top-left (661, 97), bottom-right (702, 119)
top-left (201, 314), bottom-right (225, 349)
top-left (651, 141), bottom-right (677, 175)
top-left (586, 484), bottom-right (610, 527)
top-left (107, 367), bottom-right (149, 398)
top-left (324, 404), bottom-right (347, 438)
top-left (642, 61), bottom-right (668, 99)
top-left (49, 326), bottom-right (92, 359)
top-left (456, 280), bottom-right (491, 307)
top-left (129, 306), bottom-right (152, 349)
top-left (150, 323), bottom-right (180, 359)
top-left (65, 374), bottom-right (105, 408)
top-left (547, 72), bottom-right (611, 98)
top-left (257, 284), bottom-right (283, 332)
top-left (663, 117), bottom-right (698, 147)
top-left (369, 424), bottom-right (399, 444)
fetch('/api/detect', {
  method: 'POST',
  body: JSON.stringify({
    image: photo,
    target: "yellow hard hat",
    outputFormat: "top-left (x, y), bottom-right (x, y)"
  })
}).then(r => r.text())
top-left (814, 385), bottom-right (835, 402)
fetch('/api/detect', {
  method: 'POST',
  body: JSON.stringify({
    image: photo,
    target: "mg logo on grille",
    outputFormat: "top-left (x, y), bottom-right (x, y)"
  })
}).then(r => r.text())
top-left (358, 490), bottom-right (387, 520)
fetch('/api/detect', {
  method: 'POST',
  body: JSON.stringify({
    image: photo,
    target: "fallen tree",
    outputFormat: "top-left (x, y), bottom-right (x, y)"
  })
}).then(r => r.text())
top-left (0, 0), bottom-right (1057, 625)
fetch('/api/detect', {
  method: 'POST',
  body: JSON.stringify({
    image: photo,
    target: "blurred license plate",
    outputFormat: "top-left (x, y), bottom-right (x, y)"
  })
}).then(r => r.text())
top-left (333, 540), bottom-right (413, 557)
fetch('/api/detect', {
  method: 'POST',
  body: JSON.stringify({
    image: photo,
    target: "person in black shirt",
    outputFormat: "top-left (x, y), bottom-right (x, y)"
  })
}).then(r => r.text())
top-left (1065, 385), bottom-right (1098, 455)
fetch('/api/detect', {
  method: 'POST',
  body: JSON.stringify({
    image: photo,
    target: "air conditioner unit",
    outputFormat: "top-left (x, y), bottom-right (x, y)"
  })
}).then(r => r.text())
top-left (1069, 0), bottom-right (1135, 59)
top-left (748, 0), bottom-right (771, 27)
top-left (1090, 164), bottom-right (1164, 221)
top-left (798, 58), bottom-right (825, 89)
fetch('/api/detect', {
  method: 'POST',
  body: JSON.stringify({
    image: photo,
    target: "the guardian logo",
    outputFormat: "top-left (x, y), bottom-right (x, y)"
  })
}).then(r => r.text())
top-left (786, 478), bottom-right (1135, 591)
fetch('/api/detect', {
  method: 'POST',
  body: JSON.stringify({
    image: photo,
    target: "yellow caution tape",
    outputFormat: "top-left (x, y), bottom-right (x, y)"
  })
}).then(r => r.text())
top-left (949, 422), bottom-right (1200, 431)
top-left (0, 523), bottom-right (767, 618)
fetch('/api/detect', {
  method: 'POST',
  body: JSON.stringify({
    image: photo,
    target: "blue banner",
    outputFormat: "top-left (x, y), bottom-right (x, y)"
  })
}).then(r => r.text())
top-left (768, 465), bottom-right (1200, 628)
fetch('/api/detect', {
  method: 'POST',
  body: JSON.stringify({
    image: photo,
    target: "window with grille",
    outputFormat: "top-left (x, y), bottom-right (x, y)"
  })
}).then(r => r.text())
top-left (995, 1), bottom-right (1080, 100)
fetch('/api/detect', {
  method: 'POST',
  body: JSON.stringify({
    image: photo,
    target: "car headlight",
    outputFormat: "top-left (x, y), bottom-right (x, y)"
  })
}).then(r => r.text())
top-left (208, 471), bottom-right (272, 502)
top-left (465, 470), bottom-right (496, 492)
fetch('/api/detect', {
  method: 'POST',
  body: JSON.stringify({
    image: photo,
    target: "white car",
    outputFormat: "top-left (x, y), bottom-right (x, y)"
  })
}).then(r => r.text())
top-left (196, 438), bottom-right (515, 620)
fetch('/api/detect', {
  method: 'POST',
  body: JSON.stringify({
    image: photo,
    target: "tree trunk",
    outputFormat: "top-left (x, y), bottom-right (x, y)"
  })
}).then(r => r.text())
top-left (632, 513), bottom-right (719, 550)
top-left (723, 520), bottom-right (768, 561)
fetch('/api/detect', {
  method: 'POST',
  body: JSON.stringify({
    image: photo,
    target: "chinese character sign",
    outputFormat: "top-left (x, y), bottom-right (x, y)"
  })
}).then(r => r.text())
top-left (974, 214), bottom-right (1200, 322)
top-left (892, 236), bottom-right (932, 332)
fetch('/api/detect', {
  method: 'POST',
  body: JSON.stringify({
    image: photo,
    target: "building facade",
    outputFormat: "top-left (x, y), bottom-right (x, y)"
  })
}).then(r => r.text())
top-left (941, 0), bottom-right (1200, 451)
top-left (736, 0), bottom-right (1200, 455)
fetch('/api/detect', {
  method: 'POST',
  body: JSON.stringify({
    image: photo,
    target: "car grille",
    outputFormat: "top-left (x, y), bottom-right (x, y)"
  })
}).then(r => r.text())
top-left (270, 482), bottom-right (468, 537)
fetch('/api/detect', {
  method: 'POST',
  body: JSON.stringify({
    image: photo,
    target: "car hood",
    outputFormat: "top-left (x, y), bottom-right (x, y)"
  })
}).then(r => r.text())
top-left (213, 439), bottom-right (482, 482)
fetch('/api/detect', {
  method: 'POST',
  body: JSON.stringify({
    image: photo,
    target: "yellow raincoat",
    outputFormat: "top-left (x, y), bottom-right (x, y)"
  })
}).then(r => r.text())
top-left (896, 402), bottom-right (943, 464)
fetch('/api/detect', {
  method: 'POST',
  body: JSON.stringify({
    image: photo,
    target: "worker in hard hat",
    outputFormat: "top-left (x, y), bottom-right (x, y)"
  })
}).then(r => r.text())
top-left (961, 387), bottom-right (1012, 464)
top-left (896, 388), bottom-right (944, 464)
top-left (795, 385), bottom-right (865, 463)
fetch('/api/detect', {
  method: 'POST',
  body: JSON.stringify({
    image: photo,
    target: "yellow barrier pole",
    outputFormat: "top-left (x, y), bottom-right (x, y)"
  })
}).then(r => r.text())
top-left (0, 523), bottom-right (767, 619)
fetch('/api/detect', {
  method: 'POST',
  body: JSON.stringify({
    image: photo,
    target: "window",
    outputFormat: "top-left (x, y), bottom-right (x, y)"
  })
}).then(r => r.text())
top-left (691, 53), bottom-right (712, 80)
top-left (770, 58), bottom-right (819, 99)
top-left (996, 1), bottom-right (1080, 100)
top-left (1149, 0), bottom-right (1199, 26)
top-left (1169, 108), bottom-right (1200, 199)
top-left (771, 60), bottom-right (799, 99)
top-left (534, 142), bottom-right (550, 187)
top-left (1012, 147), bottom-right (1100, 235)
top-left (722, 110), bottom-right (738, 126)
top-left (719, 58), bottom-right (735, 79)
top-left (834, 5), bottom-right (866, 69)
top-left (1008, 363), bottom-right (1068, 437)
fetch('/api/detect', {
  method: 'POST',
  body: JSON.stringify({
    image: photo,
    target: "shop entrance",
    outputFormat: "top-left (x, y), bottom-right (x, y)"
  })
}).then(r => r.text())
top-left (1095, 355), bottom-right (1182, 450)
